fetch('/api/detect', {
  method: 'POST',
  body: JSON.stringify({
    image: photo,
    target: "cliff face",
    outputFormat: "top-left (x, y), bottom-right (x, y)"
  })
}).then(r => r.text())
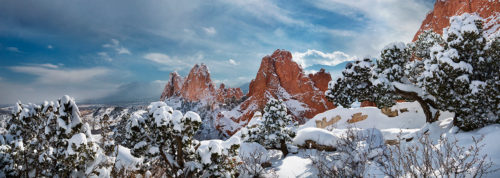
top-left (160, 72), bottom-right (184, 101)
top-left (216, 49), bottom-right (335, 135)
top-left (413, 0), bottom-right (499, 41)
top-left (160, 64), bottom-right (243, 106)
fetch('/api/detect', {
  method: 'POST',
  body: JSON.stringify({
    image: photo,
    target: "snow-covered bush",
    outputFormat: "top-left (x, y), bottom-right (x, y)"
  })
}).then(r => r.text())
top-left (308, 127), bottom-right (385, 177)
top-left (2, 95), bottom-right (98, 177)
top-left (326, 58), bottom-right (376, 108)
top-left (237, 142), bottom-right (272, 177)
top-left (125, 101), bottom-right (240, 177)
top-left (197, 137), bottom-right (240, 177)
top-left (422, 13), bottom-right (500, 130)
top-left (241, 99), bottom-right (297, 156)
top-left (378, 133), bottom-right (497, 177)
top-left (327, 13), bottom-right (499, 129)
top-left (125, 101), bottom-right (202, 176)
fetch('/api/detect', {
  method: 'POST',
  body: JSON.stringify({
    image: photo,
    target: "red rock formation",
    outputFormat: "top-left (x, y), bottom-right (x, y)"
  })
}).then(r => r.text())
top-left (160, 72), bottom-right (184, 101)
top-left (413, 0), bottom-right (499, 41)
top-left (160, 64), bottom-right (243, 106)
top-left (216, 49), bottom-right (336, 135)
top-left (180, 64), bottom-right (216, 101)
top-left (360, 101), bottom-right (376, 107)
top-left (216, 83), bottom-right (244, 104)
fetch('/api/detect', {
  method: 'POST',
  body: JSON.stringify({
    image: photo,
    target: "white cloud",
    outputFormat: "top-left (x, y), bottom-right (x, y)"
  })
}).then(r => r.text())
top-left (98, 52), bottom-right (113, 62)
top-left (222, 0), bottom-right (305, 26)
top-left (228, 59), bottom-right (239, 65)
top-left (6, 47), bottom-right (21, 53)
top-left (292, 49), bottom-right (356, 68)
top-left (47, 45), bottom-right (53, 49)
top-left (144, 52), bottom-right (194, 71)
top-left (103, 39), bottom-right (131, 55)
top-left (311, 0), bottom-right (432, 56)
top-left (203, 27), bottom-right (217, 36)
top-left (39, 63), bottom-right (59, 69)
top-left (10, 65), bottom-right (110, 85)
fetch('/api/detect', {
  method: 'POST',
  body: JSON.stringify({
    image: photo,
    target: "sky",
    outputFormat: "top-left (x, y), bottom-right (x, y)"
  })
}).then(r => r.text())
top-left (0, 0), bottom-right (435, 105)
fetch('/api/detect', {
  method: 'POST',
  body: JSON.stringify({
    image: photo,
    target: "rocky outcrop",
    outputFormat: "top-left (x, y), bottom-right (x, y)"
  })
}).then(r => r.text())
top-left (413, 0), bottom-right (499, 41)
top-left (160, 64), bottom-right (243, 107)
top-left (216, 49), bottom-right (335, 135)
top-left (216, 83), bottom-right (244, 104)
top-left (180, 64), bottom-right (216, 102)
top-left (160, 72), bottom-right (184, 101)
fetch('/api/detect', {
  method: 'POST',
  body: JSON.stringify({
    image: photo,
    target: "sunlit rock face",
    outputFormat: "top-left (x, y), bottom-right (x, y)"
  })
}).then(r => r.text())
top-left (216, 49), bottom-right (335, 135)
top-left (413, 0), bottom-right (499, 41)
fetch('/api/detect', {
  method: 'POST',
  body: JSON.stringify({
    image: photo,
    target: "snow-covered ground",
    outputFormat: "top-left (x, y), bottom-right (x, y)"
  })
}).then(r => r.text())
top-left (85, 101), bottom-right (500, 177)
top-left (235, 101), bottom-right (500, 177)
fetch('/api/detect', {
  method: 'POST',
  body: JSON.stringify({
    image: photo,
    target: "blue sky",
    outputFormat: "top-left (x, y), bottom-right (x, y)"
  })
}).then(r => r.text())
top-left (0, 0), bottom-right (435, 105)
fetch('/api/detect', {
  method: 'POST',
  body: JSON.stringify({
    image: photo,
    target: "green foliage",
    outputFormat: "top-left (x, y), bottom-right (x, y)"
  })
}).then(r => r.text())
top-left (241, 99), bottom-right (297, 155)
top-left (422, 14), bottom-right (499, 130)
top-left (2, 95), bottom-right (97, 177)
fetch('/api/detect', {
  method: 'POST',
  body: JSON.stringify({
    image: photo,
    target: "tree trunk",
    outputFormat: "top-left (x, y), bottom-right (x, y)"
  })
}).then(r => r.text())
top-left (176, 136), bottom-right (184, 168)
top-left (280, 139), bottom-right (289, 157)
top-left (394, 87), bottom-right (438, 123)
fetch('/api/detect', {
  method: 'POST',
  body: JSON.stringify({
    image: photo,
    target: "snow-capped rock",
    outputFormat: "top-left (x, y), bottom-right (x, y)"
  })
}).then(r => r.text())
top-left (160, 63), bottom-right (244, 108)
top-left (413, 0), bottom-right (499, 41)
top-left (216, 49), bottom-right (335, 136)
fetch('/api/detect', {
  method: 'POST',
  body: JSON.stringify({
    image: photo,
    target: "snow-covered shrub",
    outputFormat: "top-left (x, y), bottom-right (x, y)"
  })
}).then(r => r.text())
top-left (2, 95), bottom-right (98, 177)
top-left (327, 13), bottom-right (499, 129)
top-left (237, 142), bottom-right (271, 177)
top-left (378, 133), bottom-right (497, 177)
top-left (125, 101), bottom-right (202, 176)
top-left (422, 13), bottom-right (500, 130)
top-left (197, 137), bottom-right (240, 177)
top-left (100, 114), bottom-right (114, 155)
top-left (308, 127), bottom-right (384, 177)
top-left (126, 101), bottom-right (240, 177)
top-left (241, 99), bottom-right (297, 156)
top-left (326, 58), bottom-right (375, 108)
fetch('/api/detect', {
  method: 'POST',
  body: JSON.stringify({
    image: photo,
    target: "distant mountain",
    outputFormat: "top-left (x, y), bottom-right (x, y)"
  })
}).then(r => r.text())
top-left (304, 61), bottom-right (352, 79)
top-left (238, 82), bottom-right (250, 94)
top-left (84, 81), bottom-right (162, 105)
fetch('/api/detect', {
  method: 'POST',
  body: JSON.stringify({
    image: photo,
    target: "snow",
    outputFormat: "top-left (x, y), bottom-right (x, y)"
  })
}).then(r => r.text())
top-left (115, 145), bottom-right (143, 171)
top-left (197, 137), bottom-right (240, 164)
top-left (275, 155), bottom-right (315, 178)
top-left (67, 133), bottom-right (87, 155)
top-left (184, 111), bottom-right (201, 123)
top-left (302, 102), bottom-right (426, 131)
top-left (444, 13), bottom-right (482, 45)
top-left (239, 142), bottom-right (269, 163)
top-left (293, 127), bottom-right (340, 147)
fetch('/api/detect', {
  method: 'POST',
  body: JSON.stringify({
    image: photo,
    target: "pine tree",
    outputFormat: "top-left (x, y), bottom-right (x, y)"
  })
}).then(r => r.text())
top-left (126, 101), bottom-right (203, 177)
top-left (422, 13), bottom-right (500, 130)
top-left (241, 99), bottom-right (297, 156)
top-left (3, 95), bottom-right (97, 177)
top-left (326, 58), bottom-right (375, 108)
top-left (196, 137), bottom-right (240, 177)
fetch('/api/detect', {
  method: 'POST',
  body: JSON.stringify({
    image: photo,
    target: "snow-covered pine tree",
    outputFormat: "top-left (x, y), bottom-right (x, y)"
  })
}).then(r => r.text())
top-left (372, 41), bottom-right (440, 121)
top-left (326, 39), bottom-right (441, 122)
top-left (99, 114), bottom-right (114, 155)
top-left (407, 30), bottom-right (445, 83)
top-left (6, 102), bottom-right (45, 177)
top-left (422, 13), bottom-right (500, 130)
top-left (242, 99), bottom-right (297, 156)
top-left (126, 101), bottom-right (203, 177)
top-left (325, 58), bottom-right (375, 108)
top-left (196, 137), bottom-right (240, 177)
top-left (3, 95), bottom-right (97, 177)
